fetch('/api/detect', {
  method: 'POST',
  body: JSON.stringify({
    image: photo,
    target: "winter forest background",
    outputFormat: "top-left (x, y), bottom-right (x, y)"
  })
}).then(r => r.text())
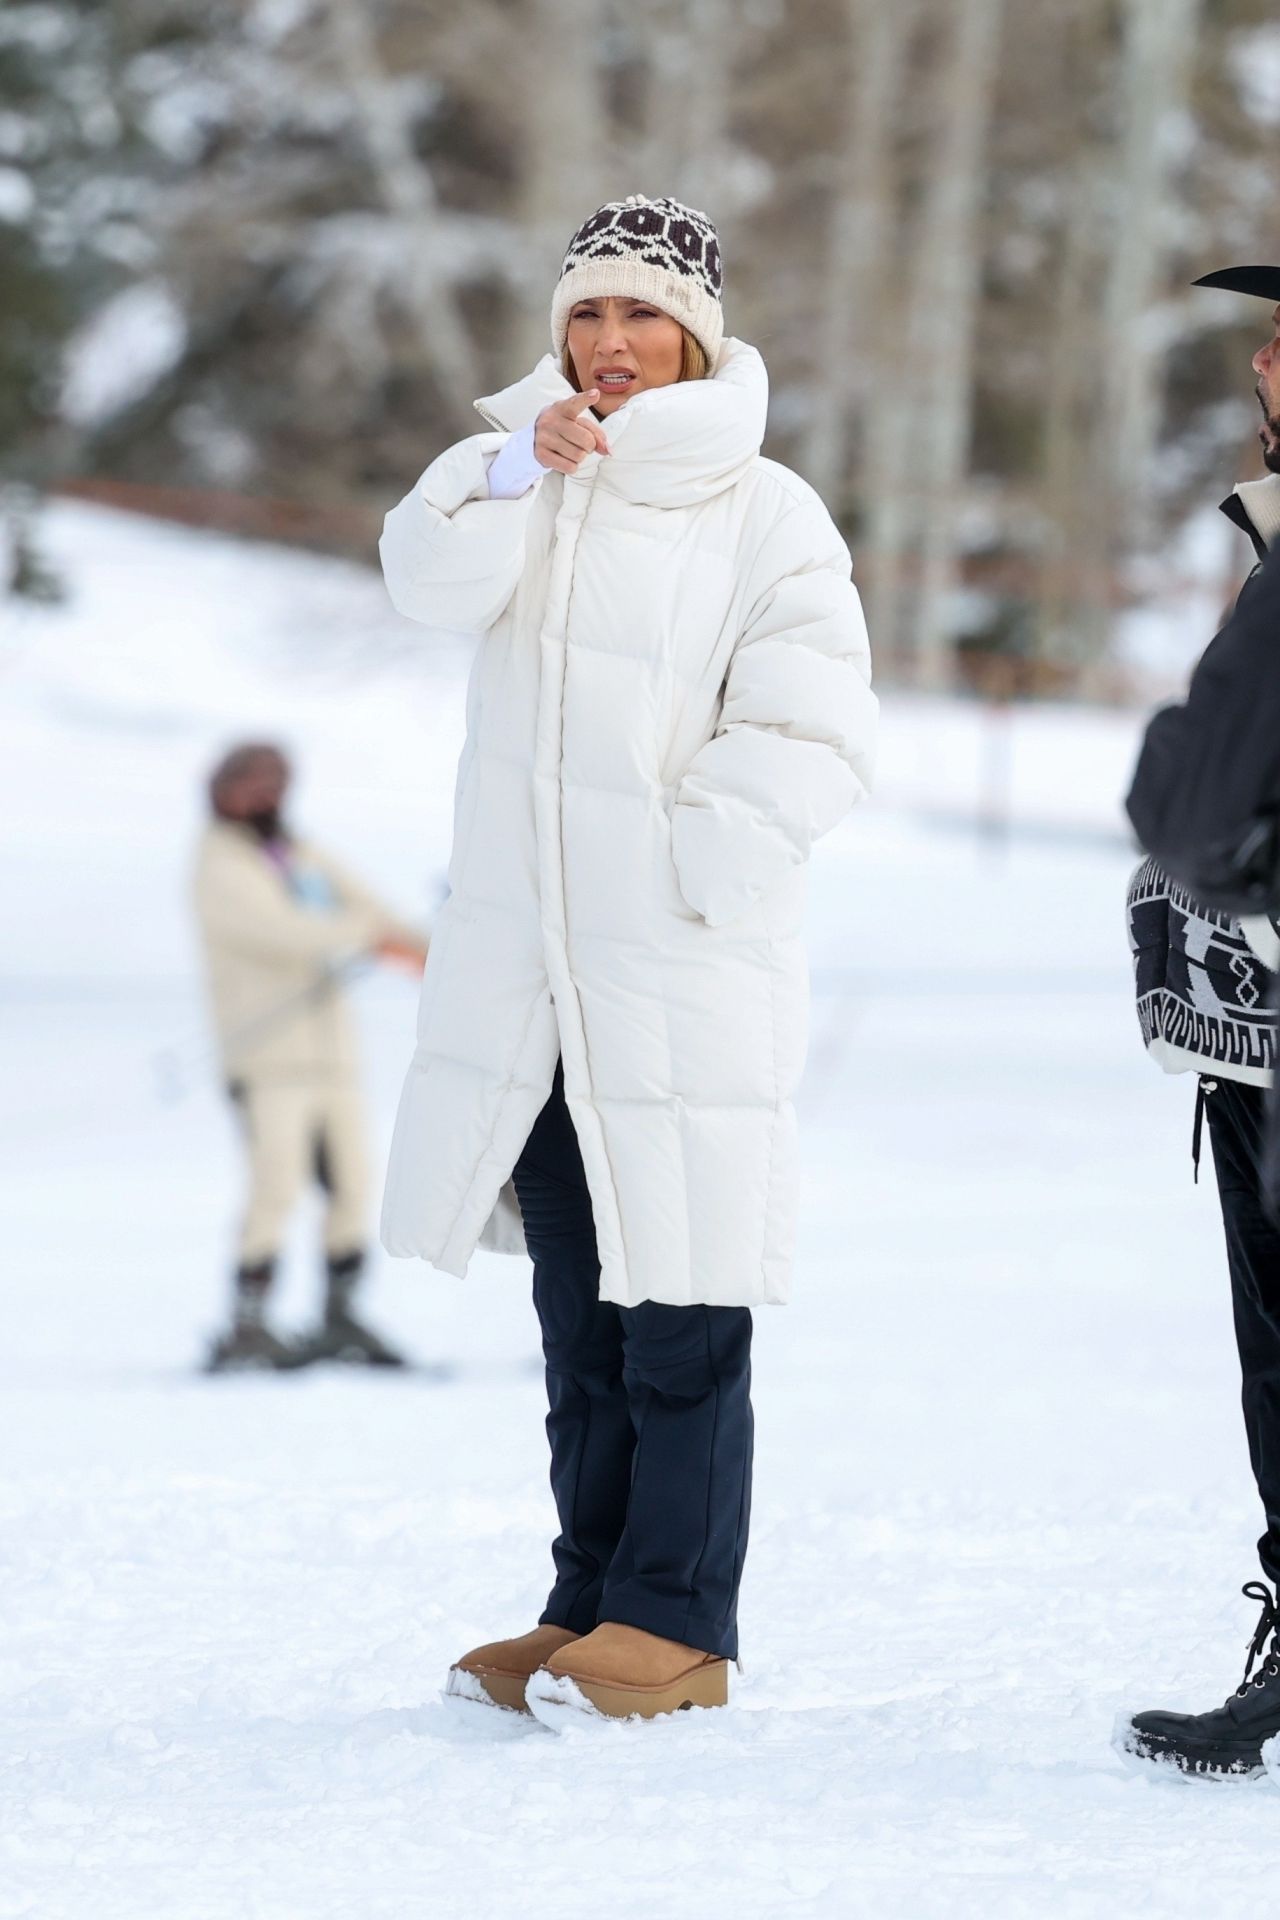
top-left (6, 0), bottom-right (1280, 689)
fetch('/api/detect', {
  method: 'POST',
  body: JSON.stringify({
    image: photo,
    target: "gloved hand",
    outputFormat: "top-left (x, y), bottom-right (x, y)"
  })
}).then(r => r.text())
top-left (376, 937), bottom-right (429, 973)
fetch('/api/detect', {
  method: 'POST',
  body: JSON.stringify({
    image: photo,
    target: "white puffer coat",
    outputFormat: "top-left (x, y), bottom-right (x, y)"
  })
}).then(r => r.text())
top-left (379, 339), bottom-right (876, 1307)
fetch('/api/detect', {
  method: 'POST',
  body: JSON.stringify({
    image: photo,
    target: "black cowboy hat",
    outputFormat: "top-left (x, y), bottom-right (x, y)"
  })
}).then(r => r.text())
top-left (1195, 266), bottom-right (1280, 302)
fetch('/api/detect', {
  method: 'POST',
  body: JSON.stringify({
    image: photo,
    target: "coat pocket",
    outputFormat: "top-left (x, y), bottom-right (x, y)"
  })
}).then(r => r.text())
top-left (659, 790), bottom-right (705, 925)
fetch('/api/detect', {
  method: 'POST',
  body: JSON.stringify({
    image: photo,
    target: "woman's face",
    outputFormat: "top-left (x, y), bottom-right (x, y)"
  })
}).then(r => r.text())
top-left (567, 296), bottom-right (686, 415)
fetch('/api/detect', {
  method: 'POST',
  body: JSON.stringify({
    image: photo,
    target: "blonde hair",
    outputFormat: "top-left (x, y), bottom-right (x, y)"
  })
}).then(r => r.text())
top-left (561, 325), bottom-right (709, 391)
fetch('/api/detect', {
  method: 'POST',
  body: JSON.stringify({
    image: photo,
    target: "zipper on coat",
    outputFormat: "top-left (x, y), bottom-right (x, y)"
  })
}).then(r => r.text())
top-left (1193, 1076), bottom-right (1218, 1182)
top-left (473, 400), bottom-right (506, 431)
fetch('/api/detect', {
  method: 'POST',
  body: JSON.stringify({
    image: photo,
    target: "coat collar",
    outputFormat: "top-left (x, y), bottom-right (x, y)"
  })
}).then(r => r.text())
top-left (473, 338), bottom-right (768, 508)
top-left (1220, 473), bottom-right (1280, 559)
top-left (473, 357), bottom-right (571, 434)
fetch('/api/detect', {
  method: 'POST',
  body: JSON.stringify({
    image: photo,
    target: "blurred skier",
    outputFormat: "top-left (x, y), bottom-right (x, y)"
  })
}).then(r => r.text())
top-left (1121, 265), bottom-right (1280, 1779)
top-left (195, 741), bottom-right (428, 1373)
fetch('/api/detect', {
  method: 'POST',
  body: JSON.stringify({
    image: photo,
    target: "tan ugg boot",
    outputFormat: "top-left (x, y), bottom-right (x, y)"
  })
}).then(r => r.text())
top-left (445, 1625), bottom-right (581, 1714)
top-left (524, 1622), bottom-right (729, 1726)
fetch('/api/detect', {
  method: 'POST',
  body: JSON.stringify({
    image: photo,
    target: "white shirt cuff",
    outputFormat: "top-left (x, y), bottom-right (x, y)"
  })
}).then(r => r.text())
top-left (485, 423), bottom-right (549, 500)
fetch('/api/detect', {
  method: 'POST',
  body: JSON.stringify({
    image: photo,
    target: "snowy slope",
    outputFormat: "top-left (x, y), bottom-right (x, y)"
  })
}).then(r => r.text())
top-left (0, 505), bottom-right (1266, 1920)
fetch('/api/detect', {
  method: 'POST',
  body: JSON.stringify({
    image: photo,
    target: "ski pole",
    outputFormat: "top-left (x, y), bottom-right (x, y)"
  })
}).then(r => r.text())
top-left (151, 950), bottom-right (376, 1105)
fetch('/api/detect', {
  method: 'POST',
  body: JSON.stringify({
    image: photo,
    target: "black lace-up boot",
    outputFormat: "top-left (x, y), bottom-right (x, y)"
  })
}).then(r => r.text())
top-left (1116, 1582), bottom-right (1280, 1778)
top-left (303, 1251), bottom-right (407, 1366)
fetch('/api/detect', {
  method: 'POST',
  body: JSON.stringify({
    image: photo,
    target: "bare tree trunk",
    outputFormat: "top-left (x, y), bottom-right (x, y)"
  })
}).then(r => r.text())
top-left (908, 0), bottom-right (1006, 690)
top-left (637, 12), bottom-right (686, 193)
top-left (638, 0), bottom-right (732, 212)
top-left (859, 357), bottom-right (915, 679)
top-left (1038, 158), bottom-right (1112, 669)
top-left (1036, 0), bottom-right (1113, 673)
top-left (1037, 0), bottom-right (1199, 682)
top-left (321, 0), bottom-right (483, 417)
top-left (1101, 0), bottom-right (1201, 553)
top-left (861, 0), bottom-right (1004, 686)
top-left (804, 0), bottom-right (916, 512)
top-left (510, 0), bottom-right (609, 371)
top-left (850, 4), bottom-right (928, 679)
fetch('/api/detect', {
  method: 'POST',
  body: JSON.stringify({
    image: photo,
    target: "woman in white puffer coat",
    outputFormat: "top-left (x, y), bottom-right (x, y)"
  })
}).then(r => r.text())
top-left (379, 195), bottom-right (877, 1725)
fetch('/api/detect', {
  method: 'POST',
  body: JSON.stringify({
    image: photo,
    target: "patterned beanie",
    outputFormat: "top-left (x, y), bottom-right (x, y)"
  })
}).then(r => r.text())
top-left (550, 194), bottom-right (724, 367)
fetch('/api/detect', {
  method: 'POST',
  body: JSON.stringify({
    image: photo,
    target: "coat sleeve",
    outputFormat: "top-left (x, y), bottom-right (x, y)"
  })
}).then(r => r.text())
top-left (669, 494), bottom-right (878, 928)
top-left (1126, 549), bottom-right (1280, 913)
top-left (310, 847), bottom-right (428, 950)
top-left (379, 431), bottom-right (543, 633)
top-left (196, 845), bottom-right (384, 968)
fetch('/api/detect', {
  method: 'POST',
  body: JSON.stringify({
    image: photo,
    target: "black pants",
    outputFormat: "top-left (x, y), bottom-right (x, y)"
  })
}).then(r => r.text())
top-left (510, 1062), bottom-right (753, 1659)
top-left (1205, 1075), bottom-right (1280, 1587)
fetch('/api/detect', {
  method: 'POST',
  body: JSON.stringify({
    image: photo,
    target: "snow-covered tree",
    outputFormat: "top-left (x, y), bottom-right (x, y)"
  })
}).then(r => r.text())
top-left (3, 0), bottom-right (1279, 670)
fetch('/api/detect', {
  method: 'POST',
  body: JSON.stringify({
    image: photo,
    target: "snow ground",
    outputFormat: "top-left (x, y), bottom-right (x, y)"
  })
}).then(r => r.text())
top-left (1, 504), bottom-right (1273, 1919)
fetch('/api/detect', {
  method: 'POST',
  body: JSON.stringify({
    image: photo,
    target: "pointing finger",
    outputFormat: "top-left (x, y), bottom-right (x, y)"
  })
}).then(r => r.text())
top-left (561, 388), bottom-right (600, 416)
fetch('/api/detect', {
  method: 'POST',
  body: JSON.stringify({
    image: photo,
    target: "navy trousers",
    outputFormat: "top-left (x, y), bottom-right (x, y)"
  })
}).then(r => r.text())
top-left (511, 1062), bottom-right (753, 1659)
top-left (1205, 1076), bottom-right (1280, 1588)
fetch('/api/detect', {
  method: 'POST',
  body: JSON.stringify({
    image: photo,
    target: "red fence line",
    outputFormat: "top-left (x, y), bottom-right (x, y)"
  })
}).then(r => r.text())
top-left (51, 474), bottom-right (1245, 611)
top-left (53, 477), bottom-right (382, 558)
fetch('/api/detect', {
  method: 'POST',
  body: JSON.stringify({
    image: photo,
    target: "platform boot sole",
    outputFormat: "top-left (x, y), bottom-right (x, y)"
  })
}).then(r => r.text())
top-left (524, 1658), bottom-right (729, 1729)
top-left (1112, 1710), bottom-right (1266, 1782)
top-left (443, 1664), bottom-right (537, 1716)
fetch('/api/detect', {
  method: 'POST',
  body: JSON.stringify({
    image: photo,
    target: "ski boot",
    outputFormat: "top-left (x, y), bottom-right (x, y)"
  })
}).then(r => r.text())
top-left (302, 1251), bottom-right (407, 1366)
top-left (1116, 1581), bottom-right (1280, 1779)
top-left (204, 1260), bottom-right (309, 1373)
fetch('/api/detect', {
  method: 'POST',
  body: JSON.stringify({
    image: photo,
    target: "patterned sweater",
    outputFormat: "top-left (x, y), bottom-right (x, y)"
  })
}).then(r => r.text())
top-left (1128, 856), bottom-right (1275, 1087)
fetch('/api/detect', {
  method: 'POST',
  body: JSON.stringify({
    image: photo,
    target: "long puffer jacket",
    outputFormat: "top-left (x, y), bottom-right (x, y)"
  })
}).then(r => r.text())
top-left (378, 338), bottom-right (877, 1307)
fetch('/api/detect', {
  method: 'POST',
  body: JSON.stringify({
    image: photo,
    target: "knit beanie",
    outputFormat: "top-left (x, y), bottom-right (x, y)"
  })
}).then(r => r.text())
top-left (550, 194), bottom-right (725, 367)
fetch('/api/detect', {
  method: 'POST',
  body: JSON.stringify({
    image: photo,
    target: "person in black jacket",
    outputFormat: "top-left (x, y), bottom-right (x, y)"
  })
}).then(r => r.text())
top-left (1120, 266), bottom-right (1280, 1781)
top-left (1128, 269), bottom-right (1280, 914)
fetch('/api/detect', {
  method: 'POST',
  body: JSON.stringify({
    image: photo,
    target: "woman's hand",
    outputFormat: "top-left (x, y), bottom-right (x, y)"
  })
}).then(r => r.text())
top-left (533, 390), bottom-right (610, 475)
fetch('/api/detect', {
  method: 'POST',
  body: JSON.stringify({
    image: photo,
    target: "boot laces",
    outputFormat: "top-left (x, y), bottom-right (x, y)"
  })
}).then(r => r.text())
top-left (1237, 1581), bottom-right (1280, 1693)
